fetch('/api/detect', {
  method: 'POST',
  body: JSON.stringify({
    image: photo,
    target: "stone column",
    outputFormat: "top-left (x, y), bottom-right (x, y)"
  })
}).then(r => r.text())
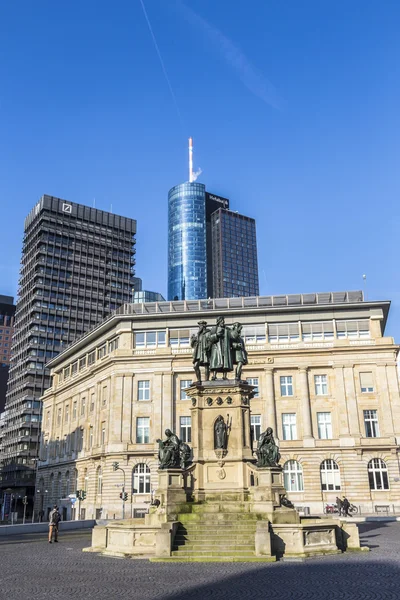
top-left (298, 368), bottom-right (313, 440)
top-left (376, 365), bottom-right (395, 438)
top-left (333, 366), bottom-right (350, 438)
top-left (264, 367), bottom-right (277, 435)
top-left (343, 366), bottom-right (361, 437)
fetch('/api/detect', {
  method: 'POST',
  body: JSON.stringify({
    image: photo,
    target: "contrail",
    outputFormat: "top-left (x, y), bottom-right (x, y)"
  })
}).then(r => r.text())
top-left (179, 3), bottom-right (281, 110)
top-left (139, 0), bottom-right (184, 127)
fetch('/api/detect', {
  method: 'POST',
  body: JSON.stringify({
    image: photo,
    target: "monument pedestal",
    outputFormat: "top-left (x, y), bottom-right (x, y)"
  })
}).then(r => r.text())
top-left (186, 380), bottom-right (255, 502)
top-left (153, 468), bottom-right (189, 522)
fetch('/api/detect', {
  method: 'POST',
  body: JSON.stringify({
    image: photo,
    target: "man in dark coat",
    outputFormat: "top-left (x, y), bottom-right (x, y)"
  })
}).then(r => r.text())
top-left (209, 317), bottom-right (233, 380)
top-left (191, 321), bottom-right (211, 383)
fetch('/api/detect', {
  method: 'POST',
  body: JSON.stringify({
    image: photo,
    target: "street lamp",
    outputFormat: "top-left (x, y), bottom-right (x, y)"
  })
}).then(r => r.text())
top-left (112, 462), bottom-right (127, 519)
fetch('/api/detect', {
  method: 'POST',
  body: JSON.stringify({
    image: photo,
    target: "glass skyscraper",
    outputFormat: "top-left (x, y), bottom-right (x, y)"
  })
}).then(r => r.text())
top-left (168, 182), bottom-right (259, 301)
top-left (168, 182), bottom-right (208, 301)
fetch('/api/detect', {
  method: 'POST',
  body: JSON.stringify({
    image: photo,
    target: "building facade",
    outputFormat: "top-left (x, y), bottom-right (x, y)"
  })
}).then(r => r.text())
top-left (211, 208), bottom-right (259, 298)
top-left (0, 296), bottom-right (16, 413)
top-left (37, 290), bottom-right (400, 520)
top-left (168, 183), bottom-right (258, 301)
top-left (0, 195), bottom-right (136, 518)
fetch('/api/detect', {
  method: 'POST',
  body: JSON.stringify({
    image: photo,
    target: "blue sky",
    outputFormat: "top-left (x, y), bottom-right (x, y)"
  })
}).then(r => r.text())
top-left (0, 1), bottom-right (399, 339)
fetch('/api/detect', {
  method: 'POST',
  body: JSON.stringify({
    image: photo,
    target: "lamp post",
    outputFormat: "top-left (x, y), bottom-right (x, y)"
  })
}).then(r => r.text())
top-left (31, 456), bottom-right (41, 523)
top-left (112, 462), bottom-right (127, 519)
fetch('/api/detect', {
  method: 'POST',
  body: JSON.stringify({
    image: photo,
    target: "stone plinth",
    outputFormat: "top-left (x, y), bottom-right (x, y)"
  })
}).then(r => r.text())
top-left (249, 466), bottom-right (290, 515)
top-left (186, 380), bottom-right (255, 501)
top-left (154, 468), bottom-right (188, 521)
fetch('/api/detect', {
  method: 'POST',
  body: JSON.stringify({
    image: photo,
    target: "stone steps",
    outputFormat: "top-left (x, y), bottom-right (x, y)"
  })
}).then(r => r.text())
top-left (175, 536), bottom-right (255, 544)
top-left (173, 544), bottom-right (256, 552)
top-left (151, 556), bottom-right (275, 563)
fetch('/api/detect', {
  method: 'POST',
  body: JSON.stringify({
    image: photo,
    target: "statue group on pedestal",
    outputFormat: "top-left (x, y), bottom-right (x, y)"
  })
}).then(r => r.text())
top-left (156, 429), bottom-right (191, 470)
top-left (191, 318), bottom-right (248, 383)
top-left (255, 427), bottom-right (281, 467)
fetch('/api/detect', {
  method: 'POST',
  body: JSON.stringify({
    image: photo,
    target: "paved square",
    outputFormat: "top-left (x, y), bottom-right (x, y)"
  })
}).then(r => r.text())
top-left (0, 522), bottom-right (399, 599)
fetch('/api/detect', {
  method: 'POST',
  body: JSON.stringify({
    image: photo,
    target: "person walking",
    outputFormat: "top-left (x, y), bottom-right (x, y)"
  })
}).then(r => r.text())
top-left (48, 505), bottom-right (61, 543)
top-left (336, 496), bottom-right (342, 516)
top-left (342, 496), bottom-right (350, 517)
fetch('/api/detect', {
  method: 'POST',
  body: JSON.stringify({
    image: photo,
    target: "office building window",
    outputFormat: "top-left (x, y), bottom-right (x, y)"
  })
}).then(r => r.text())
top-left (336, 320), bottom-right (370, 339)
top-left (138, 380), bottom-right (150, 401)
top-left (132, 463), bottom-right (151, 494)
top-left (317, 412), bottom-right (332, 439)
top-left (251, 415), bottom-right (261, 444)
top-left (108, 337), bottom-right (119, 352)
top-left (65, 405), bottom-right (69, 423)
top-left (280, 376), bottom-right (293, 396)
top-left (246, 378), bottom-right (259, 397)
top-left (136, 417), bottom-right (150, 444)
top-left (180, 380), bottom-right (192, 400)
top-left (360, 372), bottom-right (374, 393)
top-left (302, 321), bottom-right (334, 341)
top-left (180, 416), bottom-right (192, 443)
top-left (268, 323), bottom-right (299, 343)
top-left (97, 344), bottom-right (107, 359)
top-left (368, 459), bottom-right (389, 490)
top-left (364, 410), bottom-right (379, 438)
top-left (282, 413), bottom-right (297, 440)
top-left (135, 330), bottom-right (166, 348)
top-left (242, 326), bottom-right (266, 344)
top-left (101, 422), bottom-right (106, 445)
top-left (284, 460), bottom-right (304, 492)
top-left (89, 426), bottom-right (93, 448)
top-left (87, 350), bottom-right (96, 366)
top-left (73, 401), bottom-right (77, 420)
top-left (81, 397), bottom-right (86, 416)
top-left (57, 407), bottom-right (61, 425)
top-left (314, 375), bottom-right (328, 395)
top-left (320, 459), bottom-right (341, 491)
top-left (90, 393), bottom-right (95, 412)
top-left (169, 329), bottom-right (194, 347)
top-left (79, 356), bottom-right (86, 370)
top-left (102, 386), bottom-right (108, 406)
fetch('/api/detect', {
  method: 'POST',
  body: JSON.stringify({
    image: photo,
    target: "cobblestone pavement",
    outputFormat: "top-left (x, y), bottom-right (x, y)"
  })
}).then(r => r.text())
top-left (0, 523), bottom-right (400, 600)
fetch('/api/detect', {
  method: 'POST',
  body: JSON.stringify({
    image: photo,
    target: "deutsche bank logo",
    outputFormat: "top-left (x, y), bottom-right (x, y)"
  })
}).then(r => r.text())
top-left (62, 203), bottom-right (72, 213)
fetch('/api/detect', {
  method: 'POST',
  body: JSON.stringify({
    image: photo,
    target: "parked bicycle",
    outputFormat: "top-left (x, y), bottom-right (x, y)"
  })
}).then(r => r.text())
top-left (324, 502), bottom-right (358, 515)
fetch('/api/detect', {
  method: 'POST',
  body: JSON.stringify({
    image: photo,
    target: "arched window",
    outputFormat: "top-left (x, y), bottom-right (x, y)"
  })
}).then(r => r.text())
top-left (368, 459), bottom-right (389, 490)
top-left (283, 460), bottom-right (304, 492)
top-left (97, 467), bottom-right (103, 495)
top-left (49, 473), bottom-right (54, 501)
top-left (65, 471), bottom-right (70, 497)
top-left (132, 463), bottom-right (151, 494)
top-left (320, 459), bottom-right (341, 491)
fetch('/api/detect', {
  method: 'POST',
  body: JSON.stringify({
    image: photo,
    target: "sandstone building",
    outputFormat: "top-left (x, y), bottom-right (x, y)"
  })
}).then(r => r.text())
top-left (36, 291), bottom-right (400, 520)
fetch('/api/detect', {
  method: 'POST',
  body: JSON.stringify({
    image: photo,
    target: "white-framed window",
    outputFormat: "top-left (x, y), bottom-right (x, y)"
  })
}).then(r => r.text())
top-left (268, 323), bottom-right (300, 343)
top-left (284, 460), bottom-right (304, 492)
top-left (138, 380), bottom-right (150, 401)
top-left (97, 466), bottom-right (102, 494)
top-left (336, 320), bottom-right (370, 339)
top-left (169, 329), bottom-right (195, 347)
top-left (71, 362), bottom-right (78, 376)
top-left (364, 410), bottom-right (379, 438)
top-left (280, 376), bottom-right (293, 396)
top-left (368, 458), bottom-right (389, 490)
top-left (360, 372), bottom-right (374, 393)
top-left (135, 330), bottom-right (166, 348)
top-left (136, 417), bottom-right (150, 443)
top-left (317, 412), bottom-right (332, 439)
top-left (282, 413), bottom-right (297, 440)
top-left (246, 378), bottom-right (259, 397)
top-left (250, 415), bottom-right (261, 443)
top-left (180, 380), bottom-right (192, 400)
top-left (320, 459), bottom-right (341, 491)
top-left (314, 374), bottom-right (328, 396)
top-left (242, 326), bottom-right (266, 344)
top-left (132, 463), bottom-right (151, 494)
top-left (302, 321), bottom-right (334, 341)
top-left (179, 416), bottom-right (192, 443)
top-left (97, 344), bottom-right (107, 359)
top-left (87, 350), bottom-right (96, 366)
top-left (108, 337), bottom-right (119, 352)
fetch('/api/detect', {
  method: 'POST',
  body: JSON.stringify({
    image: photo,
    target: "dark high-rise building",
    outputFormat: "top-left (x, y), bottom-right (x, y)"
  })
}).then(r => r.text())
top-left (167, 181), bottom-right (258, 301)
top-left (0, 195), bottom-right (136, 517)
top-left (0, 296), bottom-right (16, 413)
top-left (211, 208), bottom-right (259, 298)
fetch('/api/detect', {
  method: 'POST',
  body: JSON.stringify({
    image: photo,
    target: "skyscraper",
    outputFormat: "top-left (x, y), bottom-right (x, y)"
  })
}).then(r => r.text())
top-left (167, 140), bottom-right (259, 301)
top-left (0, 195), bottom-right (136, 517)
top-left (211, 208), bottom-right (259, 298)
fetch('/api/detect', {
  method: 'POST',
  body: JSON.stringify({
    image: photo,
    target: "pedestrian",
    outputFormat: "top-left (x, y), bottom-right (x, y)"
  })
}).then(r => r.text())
top-left (48, 505), bottom-right (61, 543)
top-left (336, 496), bottom-right (342, 516)
top-left (342, 496), bottom-right (350, 517)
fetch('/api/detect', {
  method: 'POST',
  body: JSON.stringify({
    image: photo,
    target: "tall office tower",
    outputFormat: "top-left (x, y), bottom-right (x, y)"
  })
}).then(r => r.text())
top-left (0, 296), bottom-right (16, 413)
top-left (0, 195), bottom-right (136, 516)
top-left (211, 208), bottom-right (259, 298)
top-left (167, 140), bottom-right (258, 300)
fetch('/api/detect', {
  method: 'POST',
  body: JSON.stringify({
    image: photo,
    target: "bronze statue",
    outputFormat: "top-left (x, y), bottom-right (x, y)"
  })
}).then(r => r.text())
top-left (156, 429), bottom-right (191, 470)
top-left (190, 321), bottom-right (211, 383)
top-left (256, 427), bottom-right (281, 467)
top-left (230, 322), bottom-right (248, 381)
top-left (209, 317), bottom-right (233, 380)
top-left (214, 415), bottom-right (228, 450)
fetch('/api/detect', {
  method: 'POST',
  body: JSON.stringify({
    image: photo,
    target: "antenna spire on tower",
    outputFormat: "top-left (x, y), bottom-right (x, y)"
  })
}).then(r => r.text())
top-left (189, 137), bottom-right (193, 182)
